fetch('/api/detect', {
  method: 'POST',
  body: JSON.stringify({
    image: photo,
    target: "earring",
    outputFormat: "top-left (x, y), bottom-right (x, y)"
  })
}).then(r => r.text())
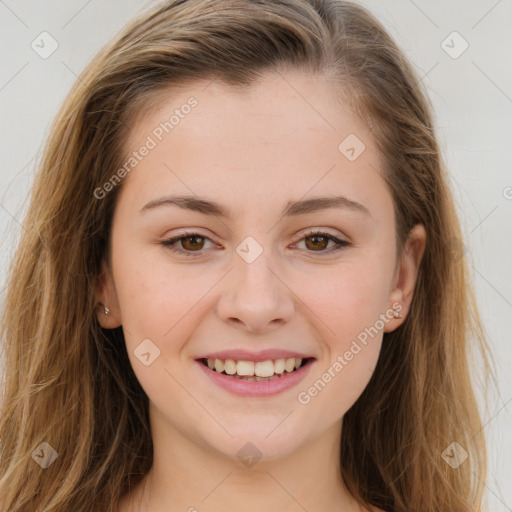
top-left (392, 307), bottom-right (402, 319)
top-left (104, 306), bottom-right (110, 316)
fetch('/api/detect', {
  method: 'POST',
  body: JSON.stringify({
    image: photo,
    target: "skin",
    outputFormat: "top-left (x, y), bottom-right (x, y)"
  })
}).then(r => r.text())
top-left (95, 68), bottom-right (426, 512)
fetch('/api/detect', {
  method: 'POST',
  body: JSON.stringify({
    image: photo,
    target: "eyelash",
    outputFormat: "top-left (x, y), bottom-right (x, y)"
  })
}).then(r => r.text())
top-left (160, 230), bottom-right (350, 257)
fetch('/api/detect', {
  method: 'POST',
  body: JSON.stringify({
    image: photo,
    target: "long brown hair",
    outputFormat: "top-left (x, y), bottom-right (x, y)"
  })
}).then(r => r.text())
top-left (0, 1), bottom-right (497, 510)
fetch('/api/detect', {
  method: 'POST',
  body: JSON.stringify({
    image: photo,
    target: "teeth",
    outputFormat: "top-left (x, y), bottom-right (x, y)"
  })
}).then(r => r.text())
top-left (254, 360), bottom-right (274, 377)
top-left (224, 359), bottom-right (237, 375)
top-left (284, 358), bottom-right (296, 372)
top-left (274, 359), bottom-right (285, 374)
top-left (204, 357), bottom-right (305, 377)
top-left (230, 375), bottom-right (281, 381)
top-left (236, 360), bottom-right (254, 376)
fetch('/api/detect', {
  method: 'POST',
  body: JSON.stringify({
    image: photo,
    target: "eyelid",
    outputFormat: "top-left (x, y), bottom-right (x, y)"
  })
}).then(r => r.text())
top-left (160, 230), bottom-right (219, 257)
top-left (160, 228), bottom-right (350, 257)
top-left (290, 229), bottom-right (350, 252)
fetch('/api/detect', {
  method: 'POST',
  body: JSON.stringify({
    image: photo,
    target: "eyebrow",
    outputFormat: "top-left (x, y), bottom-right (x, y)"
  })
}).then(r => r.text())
top-left (140, 194), bottom-right (370, 218)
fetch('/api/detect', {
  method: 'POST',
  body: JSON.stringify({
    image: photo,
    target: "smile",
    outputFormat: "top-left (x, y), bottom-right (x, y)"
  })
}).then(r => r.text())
top-left (199, 357), bottom-right (310, 380)
top-left (196, 357), bottom-right (315, 397)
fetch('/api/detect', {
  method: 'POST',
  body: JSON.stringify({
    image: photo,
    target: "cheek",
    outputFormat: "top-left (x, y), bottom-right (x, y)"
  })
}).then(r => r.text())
top-left (294, 271), bottom-right (386, 421)
top-left (111, 258), bottom-right (208, 407)
top-left (296, 340), bottom-right (380, 429)
top-left (112, 246), bottom-right (217, 360)
top-left (294, 258), bottom-right (391, 344)
top-left (290, 258), bottom-right (390, 415)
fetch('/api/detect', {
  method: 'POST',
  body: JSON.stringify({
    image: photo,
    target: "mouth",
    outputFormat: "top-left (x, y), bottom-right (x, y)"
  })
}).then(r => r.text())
top-left (197, 356), bottom-right (314, 382)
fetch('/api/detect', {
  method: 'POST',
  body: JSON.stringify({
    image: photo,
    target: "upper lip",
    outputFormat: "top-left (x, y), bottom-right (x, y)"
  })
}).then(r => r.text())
top-left (197, 349), bottom-right (314, 362)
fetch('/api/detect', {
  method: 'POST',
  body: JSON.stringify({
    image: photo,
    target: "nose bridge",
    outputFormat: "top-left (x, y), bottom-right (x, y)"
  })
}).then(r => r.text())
top-left (234, 236), bottom-right (281, 300)
top-left (216, 235), bottom-right (295, 330)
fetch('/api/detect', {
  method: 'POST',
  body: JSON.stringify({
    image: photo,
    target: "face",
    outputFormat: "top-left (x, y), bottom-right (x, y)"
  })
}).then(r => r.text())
top-left (96, 69), bottom-right (425, 462)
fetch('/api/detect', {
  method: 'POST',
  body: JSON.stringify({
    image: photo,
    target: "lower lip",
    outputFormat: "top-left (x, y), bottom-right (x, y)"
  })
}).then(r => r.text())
top-left (195, 359), bottom-right (315, 397)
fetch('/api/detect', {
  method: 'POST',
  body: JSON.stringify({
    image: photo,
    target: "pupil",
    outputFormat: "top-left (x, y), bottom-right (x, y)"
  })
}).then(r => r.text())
top-left (308, 235), bottom-right (326, 250)
top-left (184, 236), bottom-right (203, 250)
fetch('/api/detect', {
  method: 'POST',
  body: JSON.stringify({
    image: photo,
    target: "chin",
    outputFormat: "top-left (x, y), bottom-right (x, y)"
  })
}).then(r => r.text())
top-left (205, 425), bottom-right (308, 464)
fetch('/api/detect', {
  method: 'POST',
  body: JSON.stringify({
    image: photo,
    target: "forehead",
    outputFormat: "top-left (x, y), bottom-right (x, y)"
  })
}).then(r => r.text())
top-left (124, 69), bottom-right (371, 156)
top-left (118, 70), bottom-right (388, 219)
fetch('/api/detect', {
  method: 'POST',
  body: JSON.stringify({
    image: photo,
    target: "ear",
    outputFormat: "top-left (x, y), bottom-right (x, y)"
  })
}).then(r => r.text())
top-left (93, 260), bottom-right (122, 329)
top-left (384, 223), bottom-right (426, 332)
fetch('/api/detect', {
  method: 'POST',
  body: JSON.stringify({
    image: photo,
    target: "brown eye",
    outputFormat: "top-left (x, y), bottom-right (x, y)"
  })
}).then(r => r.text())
top-left (162, 230), bottom-right (349, 258)
top-left (295, 230), bottom-right (349, 254)
top-left (304, 233), bottom-right (330, 251)
top-left (161, 232), bottom-right (216, 257)
top-left (180, 235), bottom-right (205, 251)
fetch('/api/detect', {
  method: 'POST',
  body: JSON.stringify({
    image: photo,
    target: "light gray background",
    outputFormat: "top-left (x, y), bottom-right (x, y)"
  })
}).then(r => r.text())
top-left (0, 1), bottom-right (511, 510)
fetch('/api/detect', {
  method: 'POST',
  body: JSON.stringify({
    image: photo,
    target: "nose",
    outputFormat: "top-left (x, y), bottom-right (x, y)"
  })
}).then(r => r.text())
top-left (215, 249), bottom-right (295, 333)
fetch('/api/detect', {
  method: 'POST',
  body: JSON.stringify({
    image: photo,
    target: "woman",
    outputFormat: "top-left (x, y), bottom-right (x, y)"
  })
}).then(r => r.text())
top-left (0, 1), bottom-right (496, 511)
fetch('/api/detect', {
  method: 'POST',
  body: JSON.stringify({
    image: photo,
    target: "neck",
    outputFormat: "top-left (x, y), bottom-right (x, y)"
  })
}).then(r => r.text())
top-left (121, 407), bottom-right (363, 512)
